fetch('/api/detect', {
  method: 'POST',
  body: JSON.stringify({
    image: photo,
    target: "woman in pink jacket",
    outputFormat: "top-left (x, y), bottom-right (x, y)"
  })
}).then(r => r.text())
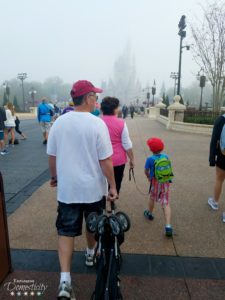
top-left (101, 97), bottom-right (134, 195)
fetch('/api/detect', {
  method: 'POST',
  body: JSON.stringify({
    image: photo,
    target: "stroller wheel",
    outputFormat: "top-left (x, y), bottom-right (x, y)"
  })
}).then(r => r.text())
top-left (109, 215), bottom-right (122, 236)
top-left (86, 212), bottom-right (99, 233)
top-left (115, 212), bottom-right (131, 232)
top-left (97, 215), bottom-right (108, 235)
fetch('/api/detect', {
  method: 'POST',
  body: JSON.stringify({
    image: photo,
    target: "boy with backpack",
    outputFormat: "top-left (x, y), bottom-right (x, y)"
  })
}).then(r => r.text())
top-left (144, 137), bottom-right (174, 237)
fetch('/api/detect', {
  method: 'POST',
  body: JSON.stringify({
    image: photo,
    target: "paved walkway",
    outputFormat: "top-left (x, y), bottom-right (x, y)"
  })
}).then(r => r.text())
top-left (1, 116), bottom-right (225, 299)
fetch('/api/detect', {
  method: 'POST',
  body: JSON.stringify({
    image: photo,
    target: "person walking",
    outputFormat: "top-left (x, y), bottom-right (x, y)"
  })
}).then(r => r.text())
top-left (0, 106), bottom-right (8, 155)
top-left (37, 98), bottom-right (53, 144)
top-left (122, 105), bottom-right (128, 119)
top-left (130, 104), bottom-right (135, 119)
top-left (144, 137), bottom-right (174, 237)
top-left (208, 114), bottom-right (225, 222)
top-left (101, 97), bottom-right (134, 195)
top-left (4, 102), bottom-right (16, 147)
top-left (47, 80), bottom-right (117, 300)
top-left (62, 101), bottom-right (75, 114)
top-left (15, 116), bottom-right (27, 139)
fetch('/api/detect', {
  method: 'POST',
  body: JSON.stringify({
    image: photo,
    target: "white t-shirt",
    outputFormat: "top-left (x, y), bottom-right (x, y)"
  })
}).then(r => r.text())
top-left (47, 111), bottom-right (113, 204)
top-left (4, 109), bottom-right (15, 127)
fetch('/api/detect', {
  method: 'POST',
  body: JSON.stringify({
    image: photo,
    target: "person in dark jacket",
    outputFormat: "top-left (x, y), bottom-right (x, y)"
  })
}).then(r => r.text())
top-left (15, 116), bottom-right (27, 139)
top-left (122, 105), bottom-right (128, 119)
top-left (208, 114), bottom-right (225, 221)
top-left (130, 105), bottom-right (135, 119)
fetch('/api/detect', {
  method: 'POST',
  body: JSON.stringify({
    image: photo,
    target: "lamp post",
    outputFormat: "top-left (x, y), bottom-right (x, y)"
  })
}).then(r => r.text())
top-left (170, 72), bottom-right (179, 96)
top-left (152, 80), bottom-right (156, 106)
top-left (177, 15), bottom-right (190, 95)
top-left (17, 73), bottom-right (27, 112)
top-left (29, 88), bottom-right (37, 107)
top-left (2, 81), bottom-right (10, 104)
top-left (143, 86), bottom-right (151, 107)
top-left (196, 68), bottom-right (206, 111)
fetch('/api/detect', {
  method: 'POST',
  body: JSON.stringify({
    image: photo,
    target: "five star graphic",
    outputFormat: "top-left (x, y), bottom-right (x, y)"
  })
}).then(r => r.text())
top-left (9, 290), bottom-right (43, 297)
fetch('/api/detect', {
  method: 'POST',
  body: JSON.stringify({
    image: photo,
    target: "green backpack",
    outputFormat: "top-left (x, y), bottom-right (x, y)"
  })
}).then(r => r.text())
top-left (154, 156), bottom-right (174, 183)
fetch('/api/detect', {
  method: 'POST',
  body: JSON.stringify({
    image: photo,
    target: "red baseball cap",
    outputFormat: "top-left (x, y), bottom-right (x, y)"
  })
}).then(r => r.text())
top-left (70, 80), bottom-right (103, 98)
top-left (147, 137), bottom-right (164, 153)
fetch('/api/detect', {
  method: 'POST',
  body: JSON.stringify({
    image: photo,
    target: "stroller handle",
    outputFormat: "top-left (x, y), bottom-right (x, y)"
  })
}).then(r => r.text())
top-left (111, 201), bottom-right (115, 211)
top-left (102, 196), bottom-right (116, 214)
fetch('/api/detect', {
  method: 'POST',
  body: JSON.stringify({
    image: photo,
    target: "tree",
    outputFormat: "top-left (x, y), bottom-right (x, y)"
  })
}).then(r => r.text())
top-left (162, 93), bottom-right (170, 107)
top-left (13, 95), bottom-right (20, 111)
top-left (6, 85), bottom-right (10, 102)
top-left (165, 95), bottom-right (170, 107)
top-left (160, 82), bottom-right (166, 96)
top-left (191, 1), bottom-right (225, 112)
top-left (3, 92), bottom-right (8, 106)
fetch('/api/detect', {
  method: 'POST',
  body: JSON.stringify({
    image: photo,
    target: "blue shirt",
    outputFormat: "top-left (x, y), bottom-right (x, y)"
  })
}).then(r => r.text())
top-left (145, 153), bottom-right (169, 179)
top-left (38, 103), bottom-right (52, 122)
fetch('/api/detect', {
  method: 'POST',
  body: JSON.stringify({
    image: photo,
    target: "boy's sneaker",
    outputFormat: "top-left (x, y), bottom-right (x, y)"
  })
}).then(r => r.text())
top-left (144, 210), bottom-right (154, 220)
top-left (57, 281), bottom-right (76, 300)
top-left (85, 251), bottom-right (95, 267)
top-left (222, 212), bottom-right (225, 223)
top-left (208, 197), bottom-right (219, 210)
top-left (165, 226), bottom-right (173, 237)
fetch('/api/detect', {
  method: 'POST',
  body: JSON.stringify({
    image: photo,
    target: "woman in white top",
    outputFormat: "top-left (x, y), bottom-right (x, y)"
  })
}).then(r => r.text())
top-left (4, 102), bottom-right (16, 146)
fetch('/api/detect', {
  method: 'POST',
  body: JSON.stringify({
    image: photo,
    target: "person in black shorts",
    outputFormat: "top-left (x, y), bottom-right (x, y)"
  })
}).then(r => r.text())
top-left (47, 80), bottom-right (117, 300)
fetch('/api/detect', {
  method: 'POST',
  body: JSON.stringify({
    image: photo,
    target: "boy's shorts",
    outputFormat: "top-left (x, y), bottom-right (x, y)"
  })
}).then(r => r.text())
top-left (56, 198), bottom-right (103, 237)
top-left (150, 177), bottom-right (170, 206)
top-left (0, 131), bottom-right (4, 141)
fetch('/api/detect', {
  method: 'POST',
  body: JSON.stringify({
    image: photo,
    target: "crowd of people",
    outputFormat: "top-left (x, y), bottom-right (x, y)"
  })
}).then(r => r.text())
top-left (0, 102), bottom-right (27, 155)
top-left (2, 79), bottom-right (225, 299)
top-left (45, 80), bottom-right (175, 299)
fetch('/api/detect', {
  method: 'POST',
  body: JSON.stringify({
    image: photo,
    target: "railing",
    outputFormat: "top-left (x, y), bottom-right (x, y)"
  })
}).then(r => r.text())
top-left (184, 110), bottom-right (220, 125)
top-left (160, 108), bottom-right (168, 117)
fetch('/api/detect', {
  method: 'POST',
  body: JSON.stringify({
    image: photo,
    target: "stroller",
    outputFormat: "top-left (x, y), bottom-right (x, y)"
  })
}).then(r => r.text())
top-left (86, 197), bottom-right (130, 300)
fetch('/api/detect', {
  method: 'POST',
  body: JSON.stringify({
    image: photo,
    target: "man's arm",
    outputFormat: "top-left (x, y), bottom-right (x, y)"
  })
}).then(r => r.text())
top-left (48, 155), bottom-right (57, 187)
top-left (99, 157), bottom-right (117, 200)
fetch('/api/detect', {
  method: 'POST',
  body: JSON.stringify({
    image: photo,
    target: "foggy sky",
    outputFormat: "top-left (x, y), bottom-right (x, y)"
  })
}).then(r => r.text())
top-left (0, 0), bottom-right (204, 91)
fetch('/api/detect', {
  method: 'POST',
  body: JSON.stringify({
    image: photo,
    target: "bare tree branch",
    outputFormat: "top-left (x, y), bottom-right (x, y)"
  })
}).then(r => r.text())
top-left (191, 1), bottom-right (225, 111)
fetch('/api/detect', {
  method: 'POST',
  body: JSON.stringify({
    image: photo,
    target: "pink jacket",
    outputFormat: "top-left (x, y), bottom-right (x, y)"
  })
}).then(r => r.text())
top-left (101, 115), bottom-right (127, 166)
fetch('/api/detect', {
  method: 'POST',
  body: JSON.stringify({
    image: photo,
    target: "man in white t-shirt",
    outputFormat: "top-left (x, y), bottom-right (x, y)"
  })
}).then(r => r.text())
top-left (47, 80), bottom-right (117, 300)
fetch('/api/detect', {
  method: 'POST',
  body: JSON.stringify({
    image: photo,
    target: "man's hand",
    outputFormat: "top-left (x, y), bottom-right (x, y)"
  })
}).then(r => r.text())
top-left (107, 187), bottom-right (118, 201)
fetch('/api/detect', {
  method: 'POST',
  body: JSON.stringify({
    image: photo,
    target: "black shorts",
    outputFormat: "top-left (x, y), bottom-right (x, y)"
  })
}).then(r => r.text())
top-left (56, 198), bottom-right (104, 237)
top-left (216, 150), bottom-right (225, 171)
